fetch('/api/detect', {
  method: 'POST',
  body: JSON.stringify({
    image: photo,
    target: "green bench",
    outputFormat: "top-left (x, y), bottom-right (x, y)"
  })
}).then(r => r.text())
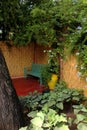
top-left (24, 63), bottom-right (46, 85)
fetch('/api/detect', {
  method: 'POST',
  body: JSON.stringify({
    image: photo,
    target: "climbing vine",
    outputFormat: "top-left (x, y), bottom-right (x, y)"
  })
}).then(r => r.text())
top-left (1, 0), bottom-right (87, 80)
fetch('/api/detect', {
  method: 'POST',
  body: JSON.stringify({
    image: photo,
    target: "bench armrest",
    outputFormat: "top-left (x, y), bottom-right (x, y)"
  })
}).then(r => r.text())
top-left (24, 66), bottom-right (31, 78)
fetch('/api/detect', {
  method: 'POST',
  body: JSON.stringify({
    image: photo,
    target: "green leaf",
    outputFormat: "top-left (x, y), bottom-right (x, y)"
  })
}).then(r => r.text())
top-left (43, 122), bottom-right (51, 128)
top-left (19, 126), bottom-right (27, 130)
top-left (56, 102), bottom-right (63, 110)
top-left (48, 100), bottom-right (56, 107)
top-left (27, 111), bottom-right (38, 118)
top-left (77, 123), bottom-right (87, 130)
top-left (74, 109), bottom-right (80, 114)
top-left (31, 117), bottom-right (43, 127)
top-left (58, 115), bottom-right (67, 122)
top-left (37, 111), bottom-right (45, 120)
top-left (42, 104), bottom-right (49, 113)
top-left (54, 127), bottom-right (59, 130)
top-left (38, 128), bottom-right (43, 130)
top-left (72, 97), bottom-right (79, 101)
top-left (81, 107), bottom-right (87, 112)
top-left (57, 124), bottom-right (69, 130)
top-left (76, 114), bottom-right (85, 123)
top-left (72, 91), bottom-right (79, 96)
top-left (31, 126), bottom-right (43, 130)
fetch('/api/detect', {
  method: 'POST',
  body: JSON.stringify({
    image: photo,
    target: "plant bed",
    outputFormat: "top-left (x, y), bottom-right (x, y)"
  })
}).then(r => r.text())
top-left (20, 107), bottom-right (81, 130)
top-left (19, 81), bottom-right (87, 130)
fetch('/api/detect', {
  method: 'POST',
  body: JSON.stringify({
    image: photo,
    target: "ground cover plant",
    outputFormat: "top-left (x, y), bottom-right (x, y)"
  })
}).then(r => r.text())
top-left (19, 81), bottom-right (87, 130)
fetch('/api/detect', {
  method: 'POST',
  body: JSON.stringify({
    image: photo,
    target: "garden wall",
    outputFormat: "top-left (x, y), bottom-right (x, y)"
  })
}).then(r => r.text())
top-left (0, 42), bottom-right (48, 78)
top-left (0, 41), bottom-right (87, 96)
top-left (60, 55), bottom-right (87, 96)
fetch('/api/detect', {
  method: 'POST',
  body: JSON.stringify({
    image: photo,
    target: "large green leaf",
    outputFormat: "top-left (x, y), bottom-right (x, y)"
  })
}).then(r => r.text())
top-left (37, 111), bottom-right (45, 121)
top-left (31, 117), bottom-right (43, 127)
top-left (57, 124), bottom-right (69, 130)
top-left (56, 102), bottom-right (63, 110)
top-left (47, 100), bottom-right (56, 107)
top-left (77, 122), bottom-right (87, 130)
top-left (27, 110), bottom-right (38, 118)
top-left (31, 126), bottom-right (43, 130)
top-left (76, 114), bottom-right (85, 123)
top-left (58, 115), bottom-right (67, 122)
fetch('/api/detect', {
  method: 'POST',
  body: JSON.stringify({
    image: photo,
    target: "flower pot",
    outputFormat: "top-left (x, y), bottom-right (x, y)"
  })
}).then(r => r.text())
top-left (48, 74), bottom-right (58, 90)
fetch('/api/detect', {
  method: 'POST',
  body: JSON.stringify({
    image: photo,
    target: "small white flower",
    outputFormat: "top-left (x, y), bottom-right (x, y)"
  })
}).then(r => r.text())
top-left (77, 26), bottom-right (82, 30)
top-left (0, 29), bottom-right (2, 34)
top-left (50, 55), bottom-right (53, 58)
top-left (76, 52), bottom-right (79, 56)
top-left (48, 50), bottom-right (52, 53)
top-left (48, 59), bottom-right (50, 64)
top-left (43, 50), bottom-right (46, 53)
top-left (75, 65), bottom-right (78, 68)
top-left (81, 66), bottom-right (84, 70)
top-left (77, 72), bottom-right (81, 77)
top-left (86, 78), bottom-right (87, 82)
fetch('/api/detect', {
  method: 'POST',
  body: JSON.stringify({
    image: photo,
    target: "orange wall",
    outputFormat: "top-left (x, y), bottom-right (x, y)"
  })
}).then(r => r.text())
top-left (0, 42), bottom-right (48, 78)
top-left (60, 55), bottom-right (87, 96)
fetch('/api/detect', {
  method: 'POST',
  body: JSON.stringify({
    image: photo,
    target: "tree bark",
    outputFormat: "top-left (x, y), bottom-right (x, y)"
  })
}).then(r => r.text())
top-left (0, 49), bottom-right (25, 130)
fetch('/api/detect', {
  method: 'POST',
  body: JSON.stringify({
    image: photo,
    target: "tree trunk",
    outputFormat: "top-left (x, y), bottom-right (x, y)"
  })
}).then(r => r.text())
top-left (0, 49), bottom-right (25, 130)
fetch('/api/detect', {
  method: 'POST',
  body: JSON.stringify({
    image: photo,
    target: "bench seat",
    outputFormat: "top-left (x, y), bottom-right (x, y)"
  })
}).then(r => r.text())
top-left (24, 63), bottom-right (46, 85)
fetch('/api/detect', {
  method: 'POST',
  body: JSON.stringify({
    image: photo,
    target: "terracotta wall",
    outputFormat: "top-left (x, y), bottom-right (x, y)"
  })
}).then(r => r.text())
top-left (60, 55), bottom-right (87, 96)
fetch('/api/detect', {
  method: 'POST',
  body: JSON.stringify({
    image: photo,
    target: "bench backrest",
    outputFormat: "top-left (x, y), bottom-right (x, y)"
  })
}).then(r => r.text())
top-left (31, 63), bottom-right (46, 74)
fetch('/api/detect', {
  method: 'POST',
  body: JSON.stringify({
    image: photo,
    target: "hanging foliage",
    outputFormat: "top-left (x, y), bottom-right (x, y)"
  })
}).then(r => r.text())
top-left (0, 0), bottom-right (87, 80)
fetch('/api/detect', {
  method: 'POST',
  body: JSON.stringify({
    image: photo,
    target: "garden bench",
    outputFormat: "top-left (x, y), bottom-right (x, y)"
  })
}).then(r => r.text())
top-left (24, 63), bottom-right (46, 85)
